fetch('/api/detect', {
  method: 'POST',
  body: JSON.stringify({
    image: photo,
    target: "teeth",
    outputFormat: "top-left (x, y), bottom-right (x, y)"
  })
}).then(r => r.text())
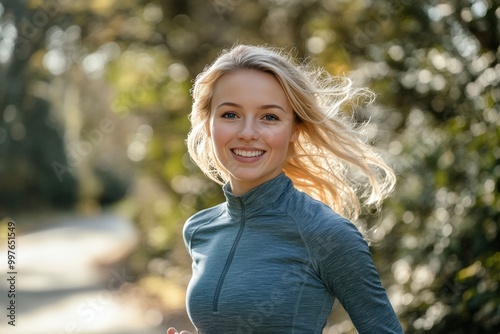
top-left (233, 149), bottom-right (264, 157)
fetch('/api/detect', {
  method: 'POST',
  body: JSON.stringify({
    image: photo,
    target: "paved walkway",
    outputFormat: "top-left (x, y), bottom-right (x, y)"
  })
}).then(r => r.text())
top-left (0, 211), bottom-right (173, 334)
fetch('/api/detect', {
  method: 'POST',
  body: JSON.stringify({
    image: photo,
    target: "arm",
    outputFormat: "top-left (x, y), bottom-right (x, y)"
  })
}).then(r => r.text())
top-left (311, 218), bottom-right (403, 333)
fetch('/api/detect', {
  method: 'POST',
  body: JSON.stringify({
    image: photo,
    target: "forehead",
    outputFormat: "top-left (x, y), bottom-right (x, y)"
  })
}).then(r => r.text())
top-left (211, 69), bottom-right (291, 108)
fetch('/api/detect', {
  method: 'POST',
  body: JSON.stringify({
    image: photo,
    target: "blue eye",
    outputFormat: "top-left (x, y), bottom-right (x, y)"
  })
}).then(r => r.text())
top-left (263, 114), bottom-right (279, 121)
top-left (221, 112), bottom-right (237, 119)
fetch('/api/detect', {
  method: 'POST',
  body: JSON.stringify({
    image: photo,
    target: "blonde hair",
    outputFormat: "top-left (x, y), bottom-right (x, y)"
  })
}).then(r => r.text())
top-left (187, 44), bottom-right (395, 221)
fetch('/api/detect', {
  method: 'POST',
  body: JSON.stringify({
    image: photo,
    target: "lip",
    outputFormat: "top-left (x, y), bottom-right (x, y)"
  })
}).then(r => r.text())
top-left (230, 148), bottom-right (266, 162)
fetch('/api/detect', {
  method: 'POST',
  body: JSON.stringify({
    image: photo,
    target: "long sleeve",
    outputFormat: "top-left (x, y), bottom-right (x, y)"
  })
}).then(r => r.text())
top-left (303, 216), bottom-right (403, 333)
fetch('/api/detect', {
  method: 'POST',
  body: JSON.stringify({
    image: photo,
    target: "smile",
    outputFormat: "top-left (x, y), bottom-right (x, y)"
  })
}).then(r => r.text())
top-left (232, 149), bottom-right (265, 157)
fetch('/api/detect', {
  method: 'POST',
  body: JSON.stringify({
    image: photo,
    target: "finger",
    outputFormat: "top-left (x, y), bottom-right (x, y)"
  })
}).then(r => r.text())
top-left (179, 331), bottom-right (192, 334)
top-left (167, 327), bottom-right (178, 334)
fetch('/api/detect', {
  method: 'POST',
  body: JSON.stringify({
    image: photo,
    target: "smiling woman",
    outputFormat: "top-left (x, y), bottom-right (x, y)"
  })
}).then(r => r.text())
top-left (208, 69), bottom-right (299, 195)
top-left (168, 44), bottom-right (403, 334)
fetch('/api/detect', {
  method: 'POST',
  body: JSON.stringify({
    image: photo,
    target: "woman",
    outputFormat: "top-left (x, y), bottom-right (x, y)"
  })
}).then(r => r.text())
top-left (168, 45), bottom-right (403, 333)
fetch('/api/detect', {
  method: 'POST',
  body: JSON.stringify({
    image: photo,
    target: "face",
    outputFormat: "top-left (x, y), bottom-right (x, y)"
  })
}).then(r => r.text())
top-left (209, 69), bottom-right (299, 196)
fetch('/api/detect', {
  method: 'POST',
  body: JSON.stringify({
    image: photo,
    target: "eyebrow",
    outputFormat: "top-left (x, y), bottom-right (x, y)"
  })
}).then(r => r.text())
top-left (216, 102), bottom-right (286, 112)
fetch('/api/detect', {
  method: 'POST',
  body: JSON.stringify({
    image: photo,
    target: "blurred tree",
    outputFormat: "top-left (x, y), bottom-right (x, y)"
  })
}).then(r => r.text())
top-left (0, 0), bottom-right (136, 213)
top-left (0, 0), bottom-right (79, 211)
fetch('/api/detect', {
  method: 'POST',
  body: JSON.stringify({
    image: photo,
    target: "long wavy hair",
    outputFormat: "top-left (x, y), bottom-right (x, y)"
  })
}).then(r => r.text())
top-left (187, 44), bottom-right (396, 222)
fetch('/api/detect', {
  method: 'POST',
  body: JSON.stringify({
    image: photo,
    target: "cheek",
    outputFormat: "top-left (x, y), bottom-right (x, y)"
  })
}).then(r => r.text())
top-left (263, 129), bottom-right (293, 152)
top-left (210, 122), bottom-right (233, 149)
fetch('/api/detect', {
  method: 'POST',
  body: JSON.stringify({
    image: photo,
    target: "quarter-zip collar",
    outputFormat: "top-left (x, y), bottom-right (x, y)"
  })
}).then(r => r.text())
top-left (223, 172), bottom-right (293, 217)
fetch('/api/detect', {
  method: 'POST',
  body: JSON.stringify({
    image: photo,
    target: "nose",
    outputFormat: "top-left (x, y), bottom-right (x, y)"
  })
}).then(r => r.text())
top-left (237, 119), bottom-right (259, 141)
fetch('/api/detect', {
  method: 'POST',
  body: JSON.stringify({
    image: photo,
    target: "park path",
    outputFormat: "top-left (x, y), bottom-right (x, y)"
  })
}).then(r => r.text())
top-left (0, 210), bottom-right (173, 334)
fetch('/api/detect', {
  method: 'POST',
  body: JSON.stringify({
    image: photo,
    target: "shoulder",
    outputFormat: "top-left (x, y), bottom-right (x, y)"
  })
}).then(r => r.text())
top-left (285, 188), bottom-right (368, 258)
top-left (183, 203), bottom-right (226, 244)
top-left (286, 189), bottom-right (360, 237)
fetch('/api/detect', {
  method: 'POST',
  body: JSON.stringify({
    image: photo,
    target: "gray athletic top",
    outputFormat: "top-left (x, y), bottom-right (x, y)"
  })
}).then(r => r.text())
top-left (184, 172), bottom-right (403, 333)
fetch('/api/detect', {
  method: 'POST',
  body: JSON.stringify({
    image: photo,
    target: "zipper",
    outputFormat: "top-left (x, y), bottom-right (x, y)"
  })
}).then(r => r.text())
top-left (213, 199), bottom-right (246, 313)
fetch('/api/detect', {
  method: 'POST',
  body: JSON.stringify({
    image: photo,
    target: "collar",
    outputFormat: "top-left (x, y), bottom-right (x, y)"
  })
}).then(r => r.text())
top-left (223, 172), bottom-right (293, 216)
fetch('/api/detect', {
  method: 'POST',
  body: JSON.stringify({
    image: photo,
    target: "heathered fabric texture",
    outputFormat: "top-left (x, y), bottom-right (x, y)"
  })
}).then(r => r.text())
top-left (184, 173), bottom-right (403, 334)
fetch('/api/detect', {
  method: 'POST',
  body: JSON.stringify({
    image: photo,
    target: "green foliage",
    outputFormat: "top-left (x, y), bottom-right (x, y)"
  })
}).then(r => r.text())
top-left (0, 0), bottom-right (499, 332)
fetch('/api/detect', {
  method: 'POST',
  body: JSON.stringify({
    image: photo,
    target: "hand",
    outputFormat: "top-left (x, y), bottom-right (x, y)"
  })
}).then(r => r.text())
top-left (167, 327), bottom-right (193, 334)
